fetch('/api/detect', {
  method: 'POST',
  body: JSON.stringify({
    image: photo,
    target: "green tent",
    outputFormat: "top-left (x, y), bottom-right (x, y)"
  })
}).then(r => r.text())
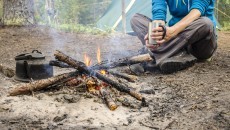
top-left (97, 0), bottom-right (220, 33)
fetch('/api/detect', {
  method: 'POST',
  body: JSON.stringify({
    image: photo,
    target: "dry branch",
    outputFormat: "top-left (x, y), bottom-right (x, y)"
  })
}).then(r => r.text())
top-left (54, 50), bottom-right (144, 101)
top-left (9, 72), bottom-right (77, 96)
top-left (100, 87), bottom-right (118, 111)
top-left (49, 60), bottom-right (71, 68)
top-left (0, 64), bottom-right (15, 78)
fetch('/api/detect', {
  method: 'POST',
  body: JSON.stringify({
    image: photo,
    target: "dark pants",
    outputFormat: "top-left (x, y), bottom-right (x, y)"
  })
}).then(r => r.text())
top-left (130, 13), bottom-right (217, 65)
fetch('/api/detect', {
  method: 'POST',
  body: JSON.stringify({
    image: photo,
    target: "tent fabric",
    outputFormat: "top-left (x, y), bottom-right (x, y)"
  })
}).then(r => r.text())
top-left (97, 0), bottom-right (220, 33)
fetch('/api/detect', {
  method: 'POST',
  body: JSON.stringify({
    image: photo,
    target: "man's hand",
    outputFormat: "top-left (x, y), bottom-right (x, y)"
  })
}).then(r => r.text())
top-left (145, 20), bottom-right (165, 51)
top-left (147, 9), bottom-right (201, 47)
top-left (145, 34), bottom-right (159, 51)
top-left (152, 26), bottom-right (177, 44)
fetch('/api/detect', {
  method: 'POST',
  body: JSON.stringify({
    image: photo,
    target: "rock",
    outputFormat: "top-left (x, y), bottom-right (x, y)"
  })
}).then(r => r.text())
top-left (53, 114), bottom-right (68, 122)
top-left (139, 89), bottom-right (155, 94)
top-left (63, 95), bottom-right (81, 103)
top-left (91, 106), bottom-right (98, 111)
top-left (140, 107), bottom-right (148, 112)
top-left (123, 122), bottom-right (129, 126)
top-left (47, 123), bottom-right (57, 129)
top-left (36, 93), bottom-right (46, 100)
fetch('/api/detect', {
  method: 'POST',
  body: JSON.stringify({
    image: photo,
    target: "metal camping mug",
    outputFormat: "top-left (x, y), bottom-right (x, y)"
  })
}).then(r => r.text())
top-left (148, 21), bottom-right (162, 45)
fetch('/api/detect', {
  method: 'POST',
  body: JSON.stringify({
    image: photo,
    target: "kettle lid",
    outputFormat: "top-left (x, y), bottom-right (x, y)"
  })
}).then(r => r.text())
top-left (15, 50), bottom-right (45, 60)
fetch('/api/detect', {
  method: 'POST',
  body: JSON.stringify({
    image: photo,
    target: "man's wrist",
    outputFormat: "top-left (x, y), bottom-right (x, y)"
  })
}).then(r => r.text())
top-left (152, 20), bottom-right (165, 25)
top-left (171, 25), bottom-right (179, 36)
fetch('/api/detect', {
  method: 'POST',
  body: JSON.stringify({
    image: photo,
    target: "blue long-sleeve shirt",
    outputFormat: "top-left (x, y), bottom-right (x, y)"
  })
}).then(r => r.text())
top-left (152, 0), bottom-right (216, 27)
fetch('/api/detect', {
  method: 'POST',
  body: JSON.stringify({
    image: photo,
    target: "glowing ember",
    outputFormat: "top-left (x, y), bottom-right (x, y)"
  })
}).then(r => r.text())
top-left (84, 53), bottom-right (91, 66)
top-left (100, 70), bottom-right (106, 75)
top-left (97, 46), bottom-right (101, 63)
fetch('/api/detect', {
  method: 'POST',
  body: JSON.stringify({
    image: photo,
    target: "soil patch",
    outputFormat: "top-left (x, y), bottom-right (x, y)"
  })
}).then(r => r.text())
top-left (0, 26), bottom-right (229, 129)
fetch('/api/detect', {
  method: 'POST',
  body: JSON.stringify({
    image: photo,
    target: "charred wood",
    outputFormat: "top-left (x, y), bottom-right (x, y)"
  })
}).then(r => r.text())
top-left (49, 60), bottom-right (71, 68)
top-left (54, 50), bottom-right (144, 101)
top-left (91, 54), bottom-right (153, 70)
top-left (100, 87), bottom-right (118, 111)
top-left (107, 70), bottom-right (137, 82)
top-left (49, 60), bottom-right (137, 82)
top-left (50, 54), bottom-right (153, 70)
top-left (9, 72), bottom-right (77, 96)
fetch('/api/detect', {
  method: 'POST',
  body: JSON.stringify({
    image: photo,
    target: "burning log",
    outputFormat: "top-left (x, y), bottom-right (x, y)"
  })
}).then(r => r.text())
top-left (50, 60), bottom-right (137, 82)
top-left (107, 70), bottom-right (137, 82)
top-left (50, 54), bottom-right (153, 70)
top-left (91, 53), bottom-right (153, 70)
top-left (0, 64), bottom-right (15, 78)
top-left (9, 72), bottom-right (77, 96)
top-left (54, 50), bottom-right (144, 101)
top-left (100, 87), bottom-right (118, 111)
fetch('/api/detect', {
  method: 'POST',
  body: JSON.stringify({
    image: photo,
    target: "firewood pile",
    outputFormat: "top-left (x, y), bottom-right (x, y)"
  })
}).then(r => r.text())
top-left (8, 50), bottom-right (153, 110)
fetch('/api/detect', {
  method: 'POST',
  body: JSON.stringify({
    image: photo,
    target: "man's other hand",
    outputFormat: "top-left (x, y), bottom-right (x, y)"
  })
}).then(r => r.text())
top-left (152, 26), bottom-right (177, 44)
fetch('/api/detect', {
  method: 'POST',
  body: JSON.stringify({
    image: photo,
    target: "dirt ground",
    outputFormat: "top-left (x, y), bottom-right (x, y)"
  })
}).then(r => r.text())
top-left (0, 26), bottom-right (229, 130)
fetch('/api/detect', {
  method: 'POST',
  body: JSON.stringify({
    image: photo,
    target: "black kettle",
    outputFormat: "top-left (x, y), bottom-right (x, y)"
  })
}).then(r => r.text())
top-left (14, 50), bottom-right (53, 82)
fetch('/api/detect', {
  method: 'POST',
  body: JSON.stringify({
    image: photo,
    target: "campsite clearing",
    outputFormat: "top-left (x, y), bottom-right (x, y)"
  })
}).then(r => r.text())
top-left (0, 26), bottom-right (229, 129)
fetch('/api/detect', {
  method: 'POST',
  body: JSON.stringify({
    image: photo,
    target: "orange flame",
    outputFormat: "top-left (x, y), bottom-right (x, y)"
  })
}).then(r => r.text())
top-left (97, 46), bottom-right (101, 63)
top-left (100, 70), bottom-right (106, 75)
top-left (84, 53), bottom-right (91, 66)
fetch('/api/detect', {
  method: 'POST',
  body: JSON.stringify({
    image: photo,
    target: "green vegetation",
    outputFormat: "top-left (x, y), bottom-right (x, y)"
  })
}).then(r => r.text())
top-left (34, 0), bottom-right (112, 34)
top-left (0, 0), bottom-right (230, 32)
top-left (215, 0), bottom-right (230, 30)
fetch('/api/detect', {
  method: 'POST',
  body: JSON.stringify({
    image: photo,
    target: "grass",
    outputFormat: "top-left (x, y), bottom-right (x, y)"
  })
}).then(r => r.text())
top-left (38, 22), bottom-right (113, 35)
top-left (219, 21), bottom-right (230, 31)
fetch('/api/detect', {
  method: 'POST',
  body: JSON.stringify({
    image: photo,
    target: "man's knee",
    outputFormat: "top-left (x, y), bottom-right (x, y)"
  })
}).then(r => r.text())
top-left (197, 17), bottom-right (214, 34)
top-left (130, 13), bottom-right (151, 29)
top-left (130, 13), bottom-right (143, 28)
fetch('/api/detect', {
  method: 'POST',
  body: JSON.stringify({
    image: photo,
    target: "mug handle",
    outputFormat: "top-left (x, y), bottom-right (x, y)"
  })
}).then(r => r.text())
top-left (159, 25), bottom-right (167, 40)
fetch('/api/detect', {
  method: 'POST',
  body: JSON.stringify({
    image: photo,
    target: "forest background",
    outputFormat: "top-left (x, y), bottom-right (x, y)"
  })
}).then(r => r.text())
top-left (0, 0), bottom-right (229, 33)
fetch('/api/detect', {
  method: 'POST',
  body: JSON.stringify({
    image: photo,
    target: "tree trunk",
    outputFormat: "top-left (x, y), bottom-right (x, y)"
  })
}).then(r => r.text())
top-left (3, 0), bottom-right (35, 25)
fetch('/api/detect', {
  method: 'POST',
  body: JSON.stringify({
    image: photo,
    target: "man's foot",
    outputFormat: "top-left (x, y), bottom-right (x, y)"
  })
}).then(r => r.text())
top-left (159, 52), bottom-right (197, 74)
top-left (129, 61), bottom-right (158, 75)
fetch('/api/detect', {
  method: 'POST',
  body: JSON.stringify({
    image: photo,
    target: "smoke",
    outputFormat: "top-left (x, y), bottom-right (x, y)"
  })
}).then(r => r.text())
top-left (105, 35), bottom-right (138, 63)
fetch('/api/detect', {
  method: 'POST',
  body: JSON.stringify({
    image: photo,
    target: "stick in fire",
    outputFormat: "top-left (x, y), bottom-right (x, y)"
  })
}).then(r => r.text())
top-left (9, 72), bottom-right (78, 96)
top-left (54, 50), bottom-right (145, 102)
top-left (100, 87), bottom-right (118, 111)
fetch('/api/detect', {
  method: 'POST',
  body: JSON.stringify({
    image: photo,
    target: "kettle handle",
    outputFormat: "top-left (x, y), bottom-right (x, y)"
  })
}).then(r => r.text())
top-left (32, 50), bottom-right (42, 54)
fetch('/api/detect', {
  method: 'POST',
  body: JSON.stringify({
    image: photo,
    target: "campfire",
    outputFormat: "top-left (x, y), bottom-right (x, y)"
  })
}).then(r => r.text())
top-left (9, 49), bottom-right (153, 110)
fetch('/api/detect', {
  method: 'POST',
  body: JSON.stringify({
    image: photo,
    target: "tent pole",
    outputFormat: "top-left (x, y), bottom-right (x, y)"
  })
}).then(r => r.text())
top-left (122, 0), bottom-right (126, 34)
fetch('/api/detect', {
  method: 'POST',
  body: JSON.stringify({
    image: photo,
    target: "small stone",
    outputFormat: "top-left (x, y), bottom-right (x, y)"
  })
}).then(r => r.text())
top-left (53, 114), bottom-right (68, 122)
top-left (123, 122), bottom-right (129, 126)
top-left (129, 109), bottom-right (138, 112)
top-left (127, 118), bottom-right (133, 124)
top-left (36, 93), bottom-right (46, 100)
top-left (180, 105), bottom-right (184, 108)
top-left (91, 106), bottom-right (98, 111)
top-left (213, 87), bottom-right (220, 91)
top-left (139, 89), bottom-right (155, 94)
top-left (140, 107), bottom-right (148, 112)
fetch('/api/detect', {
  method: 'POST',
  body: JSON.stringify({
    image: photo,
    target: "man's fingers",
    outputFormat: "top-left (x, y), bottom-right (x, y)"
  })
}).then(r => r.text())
top-left (146, 44), bottom-right (159, 50)
top-left (156, 39), bottom-right (165, 44)
top-left (144, 34), bottom-right (148, 40)
top-left (152, 36), bottom-right (164, 40)
top-left (152, 32), bottom-right (163, 37)
top-left (145, 39), bottom-right (149, 45)
top-left (153, 27), bottom-right (163, 32)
